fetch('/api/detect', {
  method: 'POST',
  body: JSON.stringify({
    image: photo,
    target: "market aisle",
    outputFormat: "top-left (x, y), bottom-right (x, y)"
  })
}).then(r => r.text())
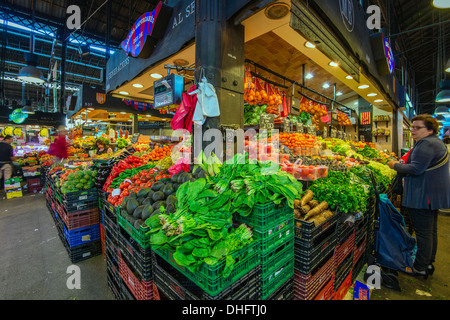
top-left (0, 192), bottom-right (114, 300)
top-left (371, 212), bottom-right (450, 300)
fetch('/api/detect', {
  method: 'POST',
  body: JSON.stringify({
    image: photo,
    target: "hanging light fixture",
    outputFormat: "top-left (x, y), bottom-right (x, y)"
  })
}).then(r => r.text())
top-left (434, 105), bottom-right (449, 115)
top-left (435, 80), bottom-right (450, 103)
top-left (18, 53), bottom-right (45, 84)
top-left (264, 2), bottom-right (290, 20)
top-left (446, 58), bottom-right (450, 73)
top-left (432, 0), bottom-right (450, 8)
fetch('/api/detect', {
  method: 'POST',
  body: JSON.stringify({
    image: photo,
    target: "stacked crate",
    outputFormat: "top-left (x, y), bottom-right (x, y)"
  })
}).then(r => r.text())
top-left (235, 201), bottom-right (294, 300)
top-left (114, 205), bottom-right (154, 300)
top-left (293, 210), bottom-right (339, 300)
top-left (54, 188), bottom-right (102, 263)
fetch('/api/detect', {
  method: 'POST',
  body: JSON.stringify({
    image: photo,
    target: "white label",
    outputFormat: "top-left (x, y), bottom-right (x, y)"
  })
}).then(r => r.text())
top-left (81, 235), bottom-right (91, 242)
top-left (111, 188), bottom-right (121, 197)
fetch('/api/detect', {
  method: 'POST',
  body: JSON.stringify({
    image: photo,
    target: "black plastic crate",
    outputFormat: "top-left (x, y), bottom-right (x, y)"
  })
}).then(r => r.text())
top-left (294, 210), bottom-right (339, 241)
top-left (119, 279), bottom-right (136, 300)
top-left (295, 219), bottom-right (338, 250)
top-left (352, 252), bottom-right (367, 283)
top-left (153, 256), bottom-right (261, 300)
top-left (62, 198), bottom-right (99, 214)
top-left (117, 226), bottom-right (152, 282)
top-left (103, 208), bottom-right (119, 239)
top-left (334, 253), bottom-right (353, 291)
top-left (266, 276), bottom-right (294, 300)
top-left (60, 188), bottom-right (98, 202)
top-left (62, 237), bottom-right (102, 263)
top-left (294, 233), bottom-right (337, 275)
top-left (107, 266), bottom-right (121, 300)
top-left (102, 203), bottom-right (117, 225)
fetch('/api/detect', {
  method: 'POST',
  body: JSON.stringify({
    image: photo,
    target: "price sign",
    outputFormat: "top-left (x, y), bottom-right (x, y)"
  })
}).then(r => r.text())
top-left (296, 123), bottom-right (304, 133)
top-left (283, 118), bottom-right (291, 133)
top-left (307, 125), bottom-right (316, 136)
top-left (260, 113), bottom-right (275, 130)
top-left (330, 129), bottom-right (337, 139)
top-left (323, 127), bottom-right (328, 138)
top-left (131, 133), bottom-right (140, 144)
top-left (337, 131), bottom-right (343, 140)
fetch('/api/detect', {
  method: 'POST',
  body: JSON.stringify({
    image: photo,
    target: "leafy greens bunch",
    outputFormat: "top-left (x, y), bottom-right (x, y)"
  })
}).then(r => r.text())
top-left (145, 152), bottom-right (302, 276)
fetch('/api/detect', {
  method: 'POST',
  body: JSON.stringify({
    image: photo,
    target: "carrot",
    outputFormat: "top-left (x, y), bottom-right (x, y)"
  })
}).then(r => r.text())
top-left (308, 200), bottom-right (319, 208)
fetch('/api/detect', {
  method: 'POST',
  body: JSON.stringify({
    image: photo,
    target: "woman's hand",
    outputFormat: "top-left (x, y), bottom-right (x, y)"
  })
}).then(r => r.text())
top-left (387, 160), bottom-right (398, 169)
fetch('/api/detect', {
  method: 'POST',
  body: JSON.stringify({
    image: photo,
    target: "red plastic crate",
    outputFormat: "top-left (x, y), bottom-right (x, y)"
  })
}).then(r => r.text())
top-left (57, 202), bottom-right (100, 231)
top-left (353, 234), bottom-right (367, 266)
top-left (332, 270), bottom-right (353, 300)
top-left (314, 275), bottom-right (334, 300)
top-left (294, 251), bottom-right (335, 300)
top-left (118, 251), bottom-right (153, 300)
top-left (100, 224), bottom-right (106, 257)
top-left (335, 231), bottom-right (355, 267)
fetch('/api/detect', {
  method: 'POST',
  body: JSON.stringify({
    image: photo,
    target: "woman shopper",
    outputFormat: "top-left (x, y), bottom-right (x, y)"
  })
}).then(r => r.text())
top-left (95, 139), bottom-right (112, 155)
top-left (388, 114), bottom-right (450, 278)
top-left (47, 126), bottom-right (69, 162)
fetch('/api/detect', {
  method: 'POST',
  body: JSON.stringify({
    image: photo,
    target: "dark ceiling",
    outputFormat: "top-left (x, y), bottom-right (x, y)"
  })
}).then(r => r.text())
top-left (0, 0), bottom-right (449, 115)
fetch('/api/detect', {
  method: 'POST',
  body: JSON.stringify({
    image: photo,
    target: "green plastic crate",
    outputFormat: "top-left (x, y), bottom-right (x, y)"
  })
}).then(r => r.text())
top-left (260, 240), bottom-right (294, 278)
top-left (152, 239), bottom-right (260, 297)
top-left (261, 258), bottom-right (295, 300)
top-left (234, 201), bottom-right (292, 231)
top-left (256, 219), bottom-right (294, 252)
top-left (116, 205), bottom-right (151, 249)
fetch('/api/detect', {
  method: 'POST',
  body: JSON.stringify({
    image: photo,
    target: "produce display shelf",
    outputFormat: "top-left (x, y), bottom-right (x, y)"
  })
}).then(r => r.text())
top-left (260, 258), bottom-right (294, 300)
top-left (116, 205), bottom-right (151, 249)
top-left (153, 258), bottom-right (261, 300)
top-left (118, 251), bottom-right (153, 300)
top-left (353, 234), bottom-right (367, 266)
top-left (153, 240), bottom-right (260, 297)
top-left (117, 225), bottom-right (153, 282)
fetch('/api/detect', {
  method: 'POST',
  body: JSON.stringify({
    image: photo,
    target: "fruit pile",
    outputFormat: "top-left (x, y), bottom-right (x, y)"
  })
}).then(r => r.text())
top-left (59, 169), bottom-right (97, 195)
top-left (142, 145), bottom-right (173, 161)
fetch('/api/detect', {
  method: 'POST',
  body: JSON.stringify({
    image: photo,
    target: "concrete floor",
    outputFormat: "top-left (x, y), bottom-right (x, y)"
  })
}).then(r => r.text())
top-left (1, 191), bottom-right (449, 300)
top-left (0, 192), bottom-right (114, 300)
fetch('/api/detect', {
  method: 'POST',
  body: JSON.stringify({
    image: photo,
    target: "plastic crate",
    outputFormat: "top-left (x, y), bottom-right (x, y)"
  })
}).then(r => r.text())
top-left (293, 250), bottom-right (335, 301)
top-left (152, 240), bottom-right (260, 297)
top-left (260, 234), bottom-right (294, 277)
top-left (118, 251), bottom-right (153, 300)
top-left (153, 258), bottom-right (261, 300)
top-left (105, 228), bottom-right (119, 264)
top-left (332, 270), bottom-right (353, 300)
top-left (353, 234), bottom-right (367, 266)
top-left (265, 276), bottom-right (294, 300)
top-left (334, 252), bottom-right (353, 291)
top-left (294, 210), bottom-right (339, 241)
top-left (60, 233), bottom-right (102, 264)
top-left (58, 204), bottom-right (100, 231)
top-left (116, 205), bottom-right (151, 249)
top-left (313, 274), bottom-right (334, 300)
top-left (335, 230), bottom-right (355, 267)
top-left (256, 219), bottom-right (294, 252)
top-left (63, 223), bottom-right (101, 247)
top-left (294, 224), bottom-right (338, 274)
top-left (260, 258), bottom-right (294, 300)
top-left (107, 269), bottom-right (121, 300)
top-left (103, 209), bottom-right (119, 240)
top-left (60, 188), bottom-right (98, 202)
top-left (234, 201), bottom-right (291, 232)
top-left (117, 225), bottom-right (153, 282)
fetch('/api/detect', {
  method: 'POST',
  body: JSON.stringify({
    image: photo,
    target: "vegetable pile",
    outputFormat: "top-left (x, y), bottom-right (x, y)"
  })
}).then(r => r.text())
top-left (145, 153), bottom-right (302, 276)
top-left (294, 189), bottom-right (335, 226)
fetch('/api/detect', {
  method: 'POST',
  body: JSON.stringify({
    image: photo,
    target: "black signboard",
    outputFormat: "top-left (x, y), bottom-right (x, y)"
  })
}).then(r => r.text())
top-left (283, 118), bottom-right (291, 133)
top-left (260, 113), bottom-right (275, 130)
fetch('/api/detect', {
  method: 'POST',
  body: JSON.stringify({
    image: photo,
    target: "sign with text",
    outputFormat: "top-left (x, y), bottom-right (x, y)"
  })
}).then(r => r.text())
top-left (260, 113), bottom-right (275, 130)
top-left (283, 118), bottom-right (291, 133)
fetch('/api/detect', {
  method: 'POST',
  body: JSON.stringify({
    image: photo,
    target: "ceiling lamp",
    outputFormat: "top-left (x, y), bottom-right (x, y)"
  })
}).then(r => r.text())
top-left (358, 84), bottom-right (370, 89)
top-left (432, 0), bottom-right (450, 8)
top-left (435, 81), bottom-right (450, 103)
top-left (434, 106), bottom-right (449, 115)
top-left (367, 93), bottom-right (378, 97)
top-left (264, 2), bottom-right (290, 20)
top-left (322, 83), bottom-right (330, 89)
top-left (22, 104), bottom-right (35, 114)
top-left (132, 83), bottom-right (144, 88)
top-left (18, 53), bottom-right (45, 84)
top-left (304, 41), bottom-right (316, 48)
top-left (445, 59), bottom-right (450, 73)
top-left (151, 73), bottom-right (163, 79)
top-left (119, 91), bottom-right (129, 95)
top-left (345, 75), bottom-right (353, 80)
top-left (329, 61), bottom-right (339, 67)
top-left (305, 73), bottom-right (314, 79)
top-left (336, 91), bottom-right (343, 96)
top-left (374, 99), bottom-right (384, 103)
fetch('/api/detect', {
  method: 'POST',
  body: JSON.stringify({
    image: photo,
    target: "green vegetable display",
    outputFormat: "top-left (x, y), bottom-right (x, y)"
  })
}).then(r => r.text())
top-left (146, 152), bottom-right (302, 276)
top-left (60, 169), bottom-right (96, 195)
top-left (117, 137), bottom-right (128, 149)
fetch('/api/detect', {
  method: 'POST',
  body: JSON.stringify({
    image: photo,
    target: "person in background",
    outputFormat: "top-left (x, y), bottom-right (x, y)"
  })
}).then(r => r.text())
top-left (0, 135), bottom-right (17, 182)
top-left (388, 114), bottom-right (450, 279)
top-left (47, 126), bottom-right (69, 162)
top-left (96, 139), bottom-right (112, 155)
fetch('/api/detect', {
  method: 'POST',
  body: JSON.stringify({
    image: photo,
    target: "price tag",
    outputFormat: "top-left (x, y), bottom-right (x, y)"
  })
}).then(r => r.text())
top-left (283, 118), bottom-right (291, 133)
top-left (296, 123), bottom-right (303, 133)
top-left (111, 188), bottom-right (121, 197)
top-left (330, 129), bottom-right (337, 139)
top-left (260, 113), bottom-right (275, 130)
top-left (307, 125), bottom-right (316, 136)
top-left (323, 127), bottom-right (328, 138)
top-left (337, 131), bottom-right (343, 140)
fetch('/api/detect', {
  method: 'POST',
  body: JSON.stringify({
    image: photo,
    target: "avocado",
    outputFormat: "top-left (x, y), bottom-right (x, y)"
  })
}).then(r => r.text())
top-left (170, 173), bottom-right (179, 183)
top-left (162, 183), bottom-right (174, 196)
top-left (142, 197), bottom-right (152, 206)
top-left (129, 191), bottom-right (137, 198)
top-left (121, 197), bottom-right (129, 208)
top-left (141, 204), bottom-right (154, 220)
top-left (126, 198), bottom-right (139, 216)
top-left (138, 197), bottom-right (146, 205)
top-left (165, 203), bottom-right (176, 214)
top-left (152, 200), bottom-right (164, 211)
top-left (147, 190), bottom-right (154, 200)
top-left (196, 170), bottom-right (206, 179)
top-left (177, 172), bottom-right (188, 184)
top-left (151, 208), bottom-right (161, 217)
top-left (133, 205), bottom-right (145, 219)
top-left (166, 194), bottom-right (177, 206)
top-left (151, 181), bottom-right (164, 191)
top-left (129, 216), bottom-right (137, 226)
top-left (152, 190), bottom-right (165, 202)
top-left (137, 187), bottom-right (151, 198)
top-left (134, 219), bottom-right (143, 230)
top-left (173, 183), bottom-right (179, 190)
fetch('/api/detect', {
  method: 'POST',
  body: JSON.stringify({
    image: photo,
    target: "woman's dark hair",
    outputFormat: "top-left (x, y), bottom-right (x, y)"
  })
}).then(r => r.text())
top-left (411, 114), bottom-right (439, 135)
top-left (96, 139), bottom-right (107, 147)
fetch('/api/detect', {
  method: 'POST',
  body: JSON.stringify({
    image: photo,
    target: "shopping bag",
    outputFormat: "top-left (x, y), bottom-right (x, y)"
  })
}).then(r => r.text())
top-left (170, 84), bottom-right (197, 133)
top-left (193, 75), bottom-right (220, 124)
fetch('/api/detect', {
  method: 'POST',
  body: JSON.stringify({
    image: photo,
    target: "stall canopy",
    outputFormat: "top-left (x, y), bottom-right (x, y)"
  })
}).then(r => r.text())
top-left (67, 84), bottom-right (172, 121)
